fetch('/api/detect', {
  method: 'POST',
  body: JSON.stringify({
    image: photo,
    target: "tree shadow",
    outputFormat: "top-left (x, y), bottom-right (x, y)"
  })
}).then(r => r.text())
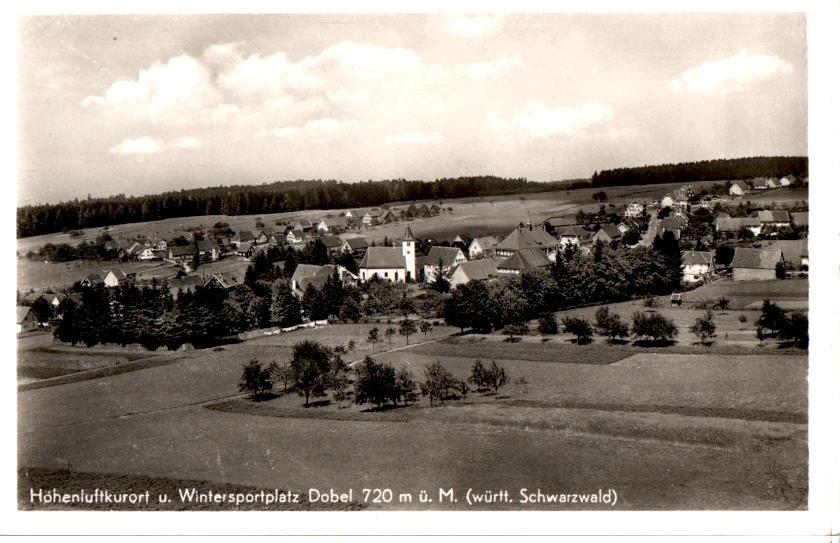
top-left (503, 337), bottom-right (522, 343)
top-left (632, 339), bottom-right (677, 347)
top-left (605, 338), bottom-right (629, 345)
top-left (250, 392), bottom-right (279, 402)
top-left (360, 403), bottom-right (412, 413)
top-left (303, 399), bottom-right (332, 408)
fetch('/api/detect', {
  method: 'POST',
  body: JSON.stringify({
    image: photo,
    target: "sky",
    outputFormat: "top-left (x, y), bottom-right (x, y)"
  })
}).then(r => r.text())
top-left (17, 12), bottom-right (807, 206)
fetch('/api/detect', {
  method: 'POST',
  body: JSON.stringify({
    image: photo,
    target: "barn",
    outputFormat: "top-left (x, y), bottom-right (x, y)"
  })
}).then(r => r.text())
top-left (730, 248), bottom-right (784, 281)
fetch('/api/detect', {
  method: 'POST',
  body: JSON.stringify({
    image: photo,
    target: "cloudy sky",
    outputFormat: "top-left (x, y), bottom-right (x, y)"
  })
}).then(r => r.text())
top-left (18, 12), bottom-right (807, 205)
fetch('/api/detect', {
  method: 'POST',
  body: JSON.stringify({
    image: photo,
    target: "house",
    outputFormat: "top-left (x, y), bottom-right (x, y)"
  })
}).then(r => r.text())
top-left (196, 239), bottom-right (220, 261)
top-left (714, 217), bottom-right (762, 236)
top-left (80, 273), bottom-right (105, 288)
top-left (340, 237), bottom-right (369, 256)
top-left (682, 251), bottom-right (715, 283)
top-left (138, 247), bottom-right (160, 261)
top-left (290, 264), bottom-right (358, 298)
top-left (752, 178), bottom-right (771, 190)
top-left (155, 239), bottom-right (168, 251)
top-left (541, 216), bottom-right (575, 235)
top-left (447, 257), bottom-right (506, 288)
top-left (761, 239), bottom-right (808, 270)
top-left (766, 178), bottom-right (778, 189)
top-left (255, 230), bottom-right (271, 245)
top-left (103, 269), bottom-right (129, 288)
top-left (729, 181), bottom-right (749, 196)
top-left (358, 227), bottom-right (417, 282)
top-left (320, 235), bottom-right (343, 254)
top-left (362, 212), bottom-right (376, 227)
top-left (204, 271), bottom-right (245, 290)
top-left (657, 217), bottom-right (684, 240)
top-left (496, 248), bottom-right (552, 275)
top-left (496, 226), bottom-right (560, 257)
top-left (757, 210), bottom-right (791, 229)
top-left (234, 242), bottom-right (254, 258)
top-left (233, 230), bottom-right (256, 248)
top-left (467, 236), bottom-right (499, 259)
top-left (556, 225), bottom-right (592, 247)
top-left (624, 202), bottom-right (645, 218)
top-left (592, 224), bottom-right (623, 244)
top-left (730, 248), bottom-right (785, 281)
top-left (167, 276), bottom-right (204, 299)
top-left (779, 176), bottom-right (793, 187)
top-left (422, 246), bottom-right (468, 284)
top-left (17, 306), bottom-right (40, 333)
top-left (286, 230), bottom-right (305, 244)
top-left (451, 233), bottom-right (473, 250)
top-left (316, 217), bottom-right (347, 234)
top-left (169, 245), bottom-right (197, 264)
top-left (376, 208), bottom-right (398, 225)
top-left (661, 194), bottom-right (675, 208)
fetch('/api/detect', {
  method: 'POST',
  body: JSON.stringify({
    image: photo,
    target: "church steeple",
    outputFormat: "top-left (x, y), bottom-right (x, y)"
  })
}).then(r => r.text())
top-left (401, 227), bottom-right (417, 281)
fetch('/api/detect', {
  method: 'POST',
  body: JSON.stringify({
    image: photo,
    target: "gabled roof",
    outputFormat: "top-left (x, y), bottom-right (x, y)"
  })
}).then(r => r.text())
top-left (168, 276), bottom-right (204, 291)
top-left (105, 269), bottom-right (128, 281)
top-left (682, 251), bottom-right (713, 266)
top-left (659, 217), bottom-right (684, 230)
top-left (288, 229), bottom-right (305, 239)
top-left (401, 227), bottom-right (418, 242)
top-left (291, 264), bottom-right (326, 285)
top-left (498, 248), bottom-right (551, 271)
top-left (321, 235), bottom-right (342, 249)
top-left (237, 230), bottom-right (255, 241)
top-left (730, 248), bottom-right (784, 270)
top-left (757, 210), bottom-right (791, 223)
top-left (730, 180), bottom-right (750, 190)
top-left (452, 233), bottom-right (473, 245)
top-left (170, 245), bottom-right (197, 257)
top-left (761, 239), bottom-right (808, 267)
top-left (196, 239), bottom-right (217, 252)
top-left (469, 235), bottom-right (499, 250)
top-left (556, 225), bottom-right (591, 239)
top-left (235, 242), bottom-right (253, 253)
top-left (83, 273), bottom-right (104, 284)
top-left (752, 178), bottom-right (770, 188)
top-left (449, 257), bottom-right (506, 282)
top-left (423, 246), bottom-right (465, 268)
top-left (498, 227), bottom-right (560, 251)
top-left (320, 217), bottom-right (347, 227)
top-left (205, 271), bottom-right (244, 289)
top-left (359, 247), bottom-right (407, 269)
top-left (18, 306), bottom-right (37, 323)
top-left (543, 216), bottom-right (575, 228)
top-left (343, 237), bottom-right (368, 250)
top-left (597, 224), bottom-right (622, 239)
top-left (715, 217), bottom-right (761, 232)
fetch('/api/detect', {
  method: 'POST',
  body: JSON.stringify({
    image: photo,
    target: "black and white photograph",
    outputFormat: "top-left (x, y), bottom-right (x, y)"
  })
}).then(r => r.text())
top-left (9, 4), bottom-right (839, 538)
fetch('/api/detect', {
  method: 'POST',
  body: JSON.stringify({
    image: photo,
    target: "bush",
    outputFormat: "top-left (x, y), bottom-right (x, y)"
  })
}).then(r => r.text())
top-left (755, 300), bottom-right (787, 338)
top-left (561, 317), bottom-right (593, 344)
top-left (468, 360), bottom-right (509, 393)
top-left (594, 306), bottom-right (629, 342)
top-left (643, 297), bottom-right (659, 308)
top-left (738, 314), bottom-right (748, 323)
top-left (690, 310), bottom-right (717, 345)
top-left (631, 311), bottom-right (678, 343)
top-left (239, 359), bottom-right (274, 401)
top-left (715, 297), bottom-right (730, 311)
top-left (778, 312), bottom-right (808, 349)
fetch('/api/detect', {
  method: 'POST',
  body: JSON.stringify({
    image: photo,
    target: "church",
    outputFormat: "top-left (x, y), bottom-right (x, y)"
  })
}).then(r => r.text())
top-left (358, 227), bottom-right (418, 282)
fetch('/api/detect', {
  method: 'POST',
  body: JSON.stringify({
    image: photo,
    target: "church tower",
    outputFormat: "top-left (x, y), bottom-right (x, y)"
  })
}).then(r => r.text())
top-left (401, 227), bottom-right (417, 281)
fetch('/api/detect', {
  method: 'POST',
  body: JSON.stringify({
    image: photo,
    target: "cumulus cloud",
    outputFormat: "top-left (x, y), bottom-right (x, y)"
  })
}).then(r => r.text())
top-left (442, 15), bottom-right (503, 38)
top-left (505, 101), bottom-right (614, 137)
top-left (667, 52), bottom-right (793, 95)
top-left (385, 131), bottom-right (442, 144)
top-left (465, 56), bottom-right (523, 79)
top-left (82, 54), bottom-right (221, 122)
top-left (109, 137), bottom-right (165, 155)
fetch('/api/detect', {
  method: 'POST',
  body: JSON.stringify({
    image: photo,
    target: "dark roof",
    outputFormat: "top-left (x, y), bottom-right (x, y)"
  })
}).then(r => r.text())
top-left (343, 237), bottom-right (368, 250)
top-left (469, 236), bottom-right (499, 250)
top-left (543, 217), bottom-right (575, 228)
top-left (556, 225), bottom-right (590, 239)
top-left (170, 245), bottom-right (197, 257)
top-left (730, 180), bottom-right (749, 190)
top-left (682, 251), bottom-right (713, 266)
top-left (423, 246), bottom-right (465, 268)
top-left (757, 210), bottom-right (791, 223)
top-left (761, 239), bottom-right (808, 267)
top-left (321, 235), bottom-right (342, 248)
top-left (237, 230), bottom-right (255, 241)
top-left (196, 239), bottom-right (216, 252)
top-left (498, 248), bottom-right (551, 271)
top-left (106, 269), bottom-right (128, 281)
top-left (715, 217), bottom-right (761, 232)
top-left (597, 224), bottom-right (622, 239)
top-left (731, 248), bottom-right (784, 270)
top-left (401, 227), bottom-right (418, 242)
top-left (359, 247), bottom-right (407, 269)
top-left (17, 306), bottom-right (38, 323)
top-left (659, 217), bottom-right (684, 230)
top-left (498, 227), bottom-right (560, 252)
top-left (205, 271), bottom-right (244, 289)
top-left (449, 257), bottom-right (506, 281)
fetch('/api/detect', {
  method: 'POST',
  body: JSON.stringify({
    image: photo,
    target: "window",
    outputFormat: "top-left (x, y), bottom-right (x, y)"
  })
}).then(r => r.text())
top-left (384, 272), bottom-right (389, 278)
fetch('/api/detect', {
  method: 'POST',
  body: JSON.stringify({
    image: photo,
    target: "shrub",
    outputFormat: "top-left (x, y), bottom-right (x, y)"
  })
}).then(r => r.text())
top-left (239, 359), bottom-right (274, 401)
top-left (778, 312), bottom-right (808, 349)
top-left (690, 310), bottom-right (717, 345)
top-left (594, 306), bottom-right (629, 342)
top-left (755, 300), bottom-right (787, 338)
top-left (643, 297), bottom-right (659, 308)
top-left (715, 297), bottom-right (730, 311)
top-left (738, 314), bottom-right (748, 323)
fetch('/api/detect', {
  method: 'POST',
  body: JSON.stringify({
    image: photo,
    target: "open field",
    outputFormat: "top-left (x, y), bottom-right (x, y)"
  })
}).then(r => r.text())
top-left (19, 318), bottom-right (807, 510)
top-left (16, 258), bottom-right (178, 294)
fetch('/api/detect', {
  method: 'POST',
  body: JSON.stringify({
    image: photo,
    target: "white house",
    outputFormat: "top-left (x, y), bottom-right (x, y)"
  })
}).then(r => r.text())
top-left (467, 236), bottom-right (499, 259)
top-left (103, 269), bottom-right (128, 288)
top-left (447, 257), bottom-right (506, 289)
top-left (624, 202), bottom-right (645, 218)
top-left (682, 251), bottom-right (715, 283)
top-left (661, 194), bottom-right (675, 208)
top-left (358, 227), bottom-right (417, 282)
top-left (729, 181), bottom-right (749, 196)
top-left (422, 246), bottom-right (467, 284)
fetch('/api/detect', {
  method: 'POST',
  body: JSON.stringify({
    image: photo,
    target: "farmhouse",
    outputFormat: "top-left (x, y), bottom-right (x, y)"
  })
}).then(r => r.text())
top-left (103, 269), bottom-right (129, 288)
top-left (17, 306), bottom-right (40, 333)
top-left (542, 216), bottom-right (575, 234)
top-left (286, 230), bottom-right (305, 244)
top-left (290, 264), bottom-right (358, 297)
top-left (467, 236), bottom-right (499, 259)
top-left (234, 242), bottom-right (254, 257)
top-left (233, 231), bottom-right (256, 247)
top-left (556, 225), bottom-right (592, 247)
top-left (80, 273), bottom-right (104, 288)
top-left (316, 217), bottom-right (347, 234)
top-left (496, 248), bottom-right (551, 274)
top-left (757, 210), bottom-right (791, 229)
top-left (447, 257), bottom-right (506, 288)
top-left (779, 175), bottom-right (793, 186)
top-left (729, 181), bottom-right (749, 196)
top-left (730, 248), bottom-right (784, 281)
top-left (624, 202), bottom-right (645, 218)
top-left (204, 271), bottom-right (244, 290)
top-left (168, 245), bottom-right (197, 264)
top-left (715, 217), bottom-right (762, 236)
top-left (376, 208), bottom-right (398, 225)
top-left (320, 235), bottom-right (343, 254)
top-left (422, 246), bottom-right (467, 284)
top-left (752, 178), bottom-right (771, 190)
top-left (451, 233), bottom-right (473, 249)
top-left (790, 212), bottom-right (808, 228)
top-left (496, 226), bottom-right (560, 257)
top-left (682, 251), bottom-right (715, 283)
top-left (196, 239), bottom-right (220, 261)
top-left (592, 224), bottom-right (622, 244)
top-left (167, 276), bottom-right (204, 299)
top-left (358, 227), bottom-right (417, 282)
top-left (761, 239), bottom-right (808, 270)
top-left (660, 194), bottom-right (675, 208)
top-left (340, 237), bottom-right (368, 256)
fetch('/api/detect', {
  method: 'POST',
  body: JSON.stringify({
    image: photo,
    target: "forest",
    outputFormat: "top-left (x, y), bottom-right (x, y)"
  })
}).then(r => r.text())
top-left (591, 156), bottom-right (808, 188)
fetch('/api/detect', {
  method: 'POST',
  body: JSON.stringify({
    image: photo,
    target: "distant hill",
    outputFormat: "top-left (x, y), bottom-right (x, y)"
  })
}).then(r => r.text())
top-left (592, 156), bottom-right (807, 188)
